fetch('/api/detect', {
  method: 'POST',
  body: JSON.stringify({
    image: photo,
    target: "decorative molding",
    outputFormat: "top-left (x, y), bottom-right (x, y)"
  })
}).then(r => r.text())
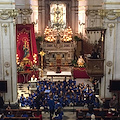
top-left (0, 9), bottom-right (18, 20)
top-left (4, 62), bottom-right (10, 68)
top-left (107, 23), bottom-right (115, 36)
top-left (86, 9), bottom-right (120, 20)
top-left (106, 61), bottom-right (113, 67)
top-left (104, 2), bottom-right (120, 5)
top-left (86, 10), bottom-right (99, 17)
top-left (0, 8), bottom-right (32, 20)
top-left (0, 2), bottom-right (15, 4)
top-left (18, 8), bottom-right (33, 15)
top-left (1, 24), bottom-right (9, 35)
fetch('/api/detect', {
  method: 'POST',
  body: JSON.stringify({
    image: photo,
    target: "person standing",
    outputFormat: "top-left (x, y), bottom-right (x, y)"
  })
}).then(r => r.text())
top-left (48, 96), bottom-right (55, 120)
top-left (0, 94), bottom-right (4, 109)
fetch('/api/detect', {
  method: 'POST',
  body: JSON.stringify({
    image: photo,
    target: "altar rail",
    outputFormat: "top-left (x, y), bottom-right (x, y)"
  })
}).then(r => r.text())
top-left (86, 58), bottom-right (104, 77)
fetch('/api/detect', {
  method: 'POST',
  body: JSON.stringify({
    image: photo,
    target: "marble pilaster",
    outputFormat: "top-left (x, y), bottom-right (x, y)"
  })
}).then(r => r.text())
top-left (0, 4), bottom-right (17, 102)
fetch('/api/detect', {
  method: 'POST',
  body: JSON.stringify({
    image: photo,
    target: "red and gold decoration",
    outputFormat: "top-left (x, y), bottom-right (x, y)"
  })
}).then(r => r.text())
top-left (33, 53), bottom-right (37, 64)
top-left (16, 54), bottom-right (20, 65)
top-left (16, 24), bottom-right (38, 65)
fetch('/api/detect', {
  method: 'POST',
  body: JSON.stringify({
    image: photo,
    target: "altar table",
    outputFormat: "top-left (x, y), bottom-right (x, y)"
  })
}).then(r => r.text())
top-left (47, 71), bottom-right (72, 81)
top-left (72, 67), bottom-right (90, 79)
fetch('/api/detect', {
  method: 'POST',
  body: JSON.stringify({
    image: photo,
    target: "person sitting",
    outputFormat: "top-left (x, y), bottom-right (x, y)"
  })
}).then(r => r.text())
top-left (6, 111), bottom-right (14, 117)
top-left (31, 75), bottom-right (37, 81)
top-left (21, 111), bottom-right (29, 117)
top-left (91, 114), bottom-right (96, 120)
top-left (109, 94), bottom-right (118, 109)
top-left (34, 109), bottom-right (42, 120)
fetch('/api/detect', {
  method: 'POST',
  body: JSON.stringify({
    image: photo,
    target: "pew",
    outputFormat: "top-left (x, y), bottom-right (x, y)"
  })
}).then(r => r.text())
top-left (4, 117), bottom-right (41, 120)
top-left (76, 109), bottom-right (119, 120)
top-left (5, 109), bottom-right (42, 117)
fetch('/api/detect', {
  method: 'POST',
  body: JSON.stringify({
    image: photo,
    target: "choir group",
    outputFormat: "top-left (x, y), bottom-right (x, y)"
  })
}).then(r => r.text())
top-left (20, 79), bottom-right (99, 109)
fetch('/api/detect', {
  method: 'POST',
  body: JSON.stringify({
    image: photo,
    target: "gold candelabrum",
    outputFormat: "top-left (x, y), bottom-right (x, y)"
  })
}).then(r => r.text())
top-left (39, 50), bottom-right (45, 78)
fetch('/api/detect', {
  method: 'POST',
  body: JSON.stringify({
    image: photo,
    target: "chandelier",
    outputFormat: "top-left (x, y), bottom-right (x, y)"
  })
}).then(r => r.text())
top-left (44, 3), bottom-right (73, 42)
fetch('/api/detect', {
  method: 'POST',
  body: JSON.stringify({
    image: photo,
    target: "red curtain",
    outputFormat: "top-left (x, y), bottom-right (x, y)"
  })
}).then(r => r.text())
top-left (16, 24), bottom-right (38, 64)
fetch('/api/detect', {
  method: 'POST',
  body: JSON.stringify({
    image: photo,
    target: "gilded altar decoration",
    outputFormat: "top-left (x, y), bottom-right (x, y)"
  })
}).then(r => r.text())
top-left (44, 3), bottom-right (73, 42)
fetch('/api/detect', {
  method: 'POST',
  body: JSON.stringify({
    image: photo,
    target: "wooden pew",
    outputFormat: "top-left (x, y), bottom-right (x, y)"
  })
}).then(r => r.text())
top-left (76, 109), bottom-right (119, 120)
top-left (4, 117), bottom-right (41, 120)
top-left (5, 109), bottom-right (42, 117)
top-left (77, 116), bottom-right (119, 120)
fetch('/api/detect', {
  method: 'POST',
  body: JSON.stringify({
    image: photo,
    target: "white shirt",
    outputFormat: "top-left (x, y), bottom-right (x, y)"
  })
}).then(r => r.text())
top-left (31, 77), bottom-right (37, 81)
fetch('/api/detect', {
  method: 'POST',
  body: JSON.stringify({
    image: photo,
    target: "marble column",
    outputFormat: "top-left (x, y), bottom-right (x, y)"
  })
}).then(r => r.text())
top-left (0, 2), bottom-right (17, 102)
top-left (100, 0), bottom-right (120, 98)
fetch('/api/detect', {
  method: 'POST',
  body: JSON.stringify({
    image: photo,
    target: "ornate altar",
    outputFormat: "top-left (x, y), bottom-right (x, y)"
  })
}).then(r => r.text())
top-left (43, 42), bottom-right (75, 67)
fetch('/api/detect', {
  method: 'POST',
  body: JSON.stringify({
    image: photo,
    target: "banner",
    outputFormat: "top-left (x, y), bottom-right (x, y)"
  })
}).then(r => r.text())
top-left (16, 24), bottom-right (38, 64)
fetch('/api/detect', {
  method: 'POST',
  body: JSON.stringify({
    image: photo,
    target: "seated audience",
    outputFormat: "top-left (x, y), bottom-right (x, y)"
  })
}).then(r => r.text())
top-left (34, 109), bottom-right (42, 120)
top-left (0, 111), bottom-right (4, 120)
top-left (21, 111), bottom-right (29, 117)
top-left (97, 108), bottom-right (106, 119)
top-left (6, 111), bottom-right (14, 117)
top-left (91, 114), bottom-right (96, 120)
top-left (109, 94), bottom-right (118, 109)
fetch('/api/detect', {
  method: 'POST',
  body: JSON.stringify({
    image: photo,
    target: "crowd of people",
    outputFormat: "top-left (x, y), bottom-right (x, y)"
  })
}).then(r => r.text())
top-left (0, 78), bottom-right (119, 120)
top-left (19, 78), bottom-right (102, 119)
top-left (20, 79), bottom-right (100, 108)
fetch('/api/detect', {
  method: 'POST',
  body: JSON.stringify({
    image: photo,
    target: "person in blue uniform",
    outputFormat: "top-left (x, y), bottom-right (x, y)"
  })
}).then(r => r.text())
top-left (21, 97), bottom-right (26, 107)
top-left (6, 111), bottom-right (14, 117)
top-left (48, 97), bottom-right (55, 120)
top-left (25, 97), bottom-right (30, 106)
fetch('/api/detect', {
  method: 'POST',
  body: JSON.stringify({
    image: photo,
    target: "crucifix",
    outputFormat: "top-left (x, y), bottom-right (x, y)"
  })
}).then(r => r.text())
top-left (39, 50), bottom-right (45, 78)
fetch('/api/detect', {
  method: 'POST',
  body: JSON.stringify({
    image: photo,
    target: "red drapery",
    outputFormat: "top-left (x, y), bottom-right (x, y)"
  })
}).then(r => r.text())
top-left (16, 24), bottom-right (38, 64)
top-left (72, 67), bottom-right (90, 79)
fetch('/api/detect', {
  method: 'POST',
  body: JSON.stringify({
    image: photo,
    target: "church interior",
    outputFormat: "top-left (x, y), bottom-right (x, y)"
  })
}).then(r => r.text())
top-left (0, 0), bottom-right (120, 119)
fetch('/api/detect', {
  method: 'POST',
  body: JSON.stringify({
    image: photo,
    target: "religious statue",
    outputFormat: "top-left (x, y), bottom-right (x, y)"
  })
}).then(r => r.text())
top-left (77, 56), bottom-right (85, 67)
top-left (23, 41), bottom-right (29, 58)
